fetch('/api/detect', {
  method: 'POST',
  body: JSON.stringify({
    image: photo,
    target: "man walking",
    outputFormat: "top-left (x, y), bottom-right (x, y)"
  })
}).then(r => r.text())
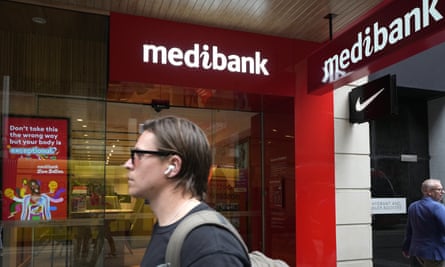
top-left (402, 179), bottom-right (445, 267)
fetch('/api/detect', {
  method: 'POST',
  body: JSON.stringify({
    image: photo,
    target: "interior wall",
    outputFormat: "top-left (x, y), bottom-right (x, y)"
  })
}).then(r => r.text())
top-left (371, 42), bottom-right (445, 92)
top-left (428, 96), bottom-right (445, 182)
top-left (0, 24), bottom-right (107, 97)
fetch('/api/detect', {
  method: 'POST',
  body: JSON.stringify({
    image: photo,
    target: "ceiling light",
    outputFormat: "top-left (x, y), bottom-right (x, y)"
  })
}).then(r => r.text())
top-left (32, 17), bottom-right (47, 24)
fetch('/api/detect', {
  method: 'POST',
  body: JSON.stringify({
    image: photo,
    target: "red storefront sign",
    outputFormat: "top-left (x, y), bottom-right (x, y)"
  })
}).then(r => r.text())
top-left (109, 12), bottom-right (319, 96)
top-left (308, 0), bottom-right (445, 93)
top-left (2, 116), bottom-right (69, 221)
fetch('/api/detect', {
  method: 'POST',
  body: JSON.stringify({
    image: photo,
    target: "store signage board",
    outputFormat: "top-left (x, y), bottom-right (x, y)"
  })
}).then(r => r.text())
top-left (349, 74), bottom-right (397, 123)
top-left (2, 116), bottom-right (69, 221)
top-left (142, 43), bottom-right (270, 76)
top-left (308, 0), bottom-right (445, 93)
top-left (372, 198), bottom-right (406, 214)
top-left (109, 12), bottom-right (319, 96)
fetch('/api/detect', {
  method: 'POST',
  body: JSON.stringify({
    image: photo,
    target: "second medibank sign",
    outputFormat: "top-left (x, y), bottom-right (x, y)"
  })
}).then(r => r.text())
top-left (308, 0), bottom-right (445, 93)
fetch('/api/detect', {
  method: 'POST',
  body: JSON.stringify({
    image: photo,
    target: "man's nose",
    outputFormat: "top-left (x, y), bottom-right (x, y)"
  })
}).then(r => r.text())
top-left (123, 158), bottom-right (133, 169)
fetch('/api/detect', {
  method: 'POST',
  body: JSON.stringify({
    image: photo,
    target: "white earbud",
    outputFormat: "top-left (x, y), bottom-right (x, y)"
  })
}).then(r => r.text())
top-left (164, 165), bottom-right (175, 175)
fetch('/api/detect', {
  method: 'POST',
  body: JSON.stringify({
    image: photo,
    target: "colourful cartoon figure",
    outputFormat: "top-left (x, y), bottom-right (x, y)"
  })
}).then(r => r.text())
top-left (5, 178), bottom-right (31, 218)
top-left (4, 188), bottom-right (19, 218)
top-left (46, 180), bottom-right (65, 211)
top-left (5, 179), bottom-right (64, 220)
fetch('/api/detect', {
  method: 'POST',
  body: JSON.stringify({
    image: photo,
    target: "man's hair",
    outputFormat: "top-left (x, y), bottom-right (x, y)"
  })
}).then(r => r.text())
top-left (421, 178), bottom-right (441, 194)
top-left (141, 116), bottom-right (212, 200)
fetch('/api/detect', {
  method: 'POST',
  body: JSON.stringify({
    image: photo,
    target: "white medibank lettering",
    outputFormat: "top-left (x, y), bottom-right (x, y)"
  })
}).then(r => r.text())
top-left (143, 43), bottom-right (270, 76)
top-left (322, 0), bottom-right (443, 84)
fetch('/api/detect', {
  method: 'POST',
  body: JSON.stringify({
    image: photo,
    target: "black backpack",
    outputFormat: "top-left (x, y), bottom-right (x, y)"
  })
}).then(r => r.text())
top-left (165, 209), bottom-right (289, 267)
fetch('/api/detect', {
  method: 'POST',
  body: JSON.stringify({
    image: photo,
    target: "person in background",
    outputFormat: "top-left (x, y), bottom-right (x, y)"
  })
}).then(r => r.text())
top-left (124, 116), bottom-right (250, 267)
top-left (402, 178), bottom-right (445, 267)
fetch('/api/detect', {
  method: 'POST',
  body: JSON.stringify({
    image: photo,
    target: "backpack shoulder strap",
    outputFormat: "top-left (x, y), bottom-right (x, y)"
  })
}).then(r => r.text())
top-left (165, 209), bottom-right (249, 267)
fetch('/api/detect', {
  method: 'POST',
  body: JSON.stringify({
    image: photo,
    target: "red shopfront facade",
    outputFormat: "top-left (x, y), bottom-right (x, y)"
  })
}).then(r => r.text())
top-left (109, 0), bottom-right (445, 265)
top-left (302, 0), bottom-right (445, 265)
top-left (109, 12), bottom-right (333, 266)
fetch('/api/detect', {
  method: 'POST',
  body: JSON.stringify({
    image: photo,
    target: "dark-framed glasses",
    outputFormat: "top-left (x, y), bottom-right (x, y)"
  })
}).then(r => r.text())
top-left (130, 148), bottom-right (173, 165)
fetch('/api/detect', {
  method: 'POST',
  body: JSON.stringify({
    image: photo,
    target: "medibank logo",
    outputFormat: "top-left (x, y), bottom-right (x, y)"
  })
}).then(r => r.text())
top-left (142, 43), bottom-right (270, 76)
top-left (322, 0), bottom-right (443, 84)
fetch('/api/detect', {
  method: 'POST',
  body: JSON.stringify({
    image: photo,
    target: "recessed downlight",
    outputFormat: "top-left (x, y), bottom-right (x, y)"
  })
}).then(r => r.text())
top-left (32, 17), bottom-right (47, 24)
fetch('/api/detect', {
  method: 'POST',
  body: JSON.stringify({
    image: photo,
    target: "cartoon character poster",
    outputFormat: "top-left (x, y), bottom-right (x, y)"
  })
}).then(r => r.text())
top-left (2, 116), bottom-right (69, 221)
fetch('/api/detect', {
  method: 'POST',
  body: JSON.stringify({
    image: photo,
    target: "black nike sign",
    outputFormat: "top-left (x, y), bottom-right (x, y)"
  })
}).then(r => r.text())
top-left (349, 74), bottom-right (397, 123)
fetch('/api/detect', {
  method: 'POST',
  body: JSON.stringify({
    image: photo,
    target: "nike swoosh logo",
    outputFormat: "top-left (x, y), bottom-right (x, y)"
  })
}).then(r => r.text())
top-left (355, 88), bottom-right (385, 112)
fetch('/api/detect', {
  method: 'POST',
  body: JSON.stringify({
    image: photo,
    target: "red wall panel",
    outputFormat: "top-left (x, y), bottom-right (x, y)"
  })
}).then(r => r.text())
top-left (295, 60), bottom-right (336, 266)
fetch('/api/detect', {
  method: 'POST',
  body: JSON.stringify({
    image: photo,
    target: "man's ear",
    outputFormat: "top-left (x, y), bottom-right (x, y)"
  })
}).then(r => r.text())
top-left (167, 155), bottom-right (182, 176)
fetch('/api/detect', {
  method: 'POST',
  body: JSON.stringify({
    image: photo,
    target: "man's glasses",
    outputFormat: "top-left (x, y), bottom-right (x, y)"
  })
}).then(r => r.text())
top-left (130, 148), bottom-right (173, 165)
top-left (433, 188), bottom-right (445, 193)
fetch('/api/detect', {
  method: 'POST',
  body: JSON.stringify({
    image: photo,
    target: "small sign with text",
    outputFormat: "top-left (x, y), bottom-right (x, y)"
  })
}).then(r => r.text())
top-left (372, 197), bottom-right (406, 214)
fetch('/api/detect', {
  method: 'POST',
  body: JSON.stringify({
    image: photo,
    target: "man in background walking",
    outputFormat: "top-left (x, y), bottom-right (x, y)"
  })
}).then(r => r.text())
top-left (402, 178), bottom-right (445, 267)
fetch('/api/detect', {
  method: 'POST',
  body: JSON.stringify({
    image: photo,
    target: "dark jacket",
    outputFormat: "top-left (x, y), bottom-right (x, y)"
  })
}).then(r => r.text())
top-left (402, 197), bottom-right (445, 260)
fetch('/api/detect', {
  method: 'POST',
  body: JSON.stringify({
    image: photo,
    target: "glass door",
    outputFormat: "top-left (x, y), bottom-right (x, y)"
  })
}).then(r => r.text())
top-left (104, 102), bottom-right (260, 265)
